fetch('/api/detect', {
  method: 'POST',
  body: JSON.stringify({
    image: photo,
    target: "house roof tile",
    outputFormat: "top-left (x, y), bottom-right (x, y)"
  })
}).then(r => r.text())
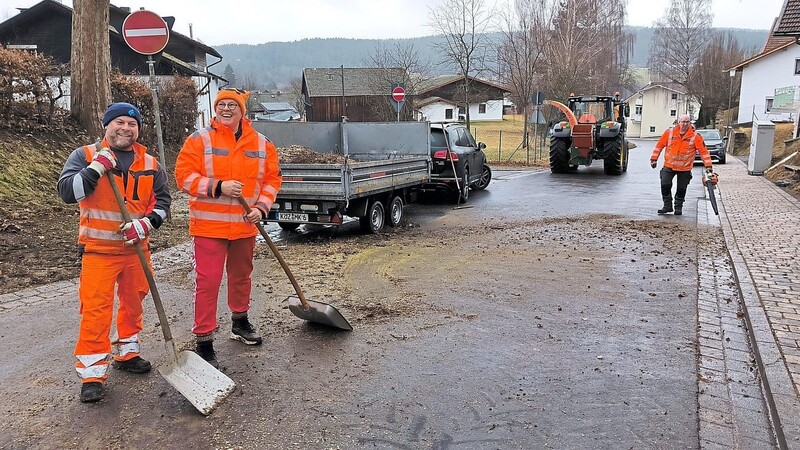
top-left (303, 67), bottom-right (407, 97)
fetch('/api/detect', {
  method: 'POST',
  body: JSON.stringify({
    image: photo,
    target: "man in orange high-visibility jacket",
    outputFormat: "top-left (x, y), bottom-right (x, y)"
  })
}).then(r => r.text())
top-left (650, 114), bottom-right (713, 215)
top-left (57, 102), bottom-right (172, 403)
top-left (175, 88), bottom-right (282, 369)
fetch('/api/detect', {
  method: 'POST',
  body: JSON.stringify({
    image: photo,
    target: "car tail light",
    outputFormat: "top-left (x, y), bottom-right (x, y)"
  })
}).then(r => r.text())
top-left (432, 150), bottom-right (459, 161)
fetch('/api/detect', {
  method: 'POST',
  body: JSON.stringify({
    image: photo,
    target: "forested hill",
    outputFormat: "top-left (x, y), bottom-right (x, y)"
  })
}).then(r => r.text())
top-left (215, 27), bottom-right (769, 90)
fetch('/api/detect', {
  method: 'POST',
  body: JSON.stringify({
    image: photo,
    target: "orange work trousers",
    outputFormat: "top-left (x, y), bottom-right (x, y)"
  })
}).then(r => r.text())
top-left (75, 251), bottom-right (151, 383)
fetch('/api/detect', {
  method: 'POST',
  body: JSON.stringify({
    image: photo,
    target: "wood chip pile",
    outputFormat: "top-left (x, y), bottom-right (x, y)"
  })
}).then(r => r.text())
top-left (277, 145), bottom-right (346, 164)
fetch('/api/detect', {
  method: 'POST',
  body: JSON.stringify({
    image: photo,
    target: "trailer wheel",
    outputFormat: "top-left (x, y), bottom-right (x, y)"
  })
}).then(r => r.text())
top-left (603, 135), bottom-right (624, 175)
top-left (360, 200), bottom-right (385, 233)
top-left (386, 196), bottom-right (403, 227)
top-left (550, 138), bottom-right (571, 173)
top-left (278, 222), bottom-right (300, 232)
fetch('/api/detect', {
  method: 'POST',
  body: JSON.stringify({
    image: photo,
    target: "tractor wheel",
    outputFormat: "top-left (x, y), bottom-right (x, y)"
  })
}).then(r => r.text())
top-left (603, 135), bottom-right (624, 175)
top-left (550, 138), bottom-right (571, 173)
top-left (622, 138), bottom-right (630, 172)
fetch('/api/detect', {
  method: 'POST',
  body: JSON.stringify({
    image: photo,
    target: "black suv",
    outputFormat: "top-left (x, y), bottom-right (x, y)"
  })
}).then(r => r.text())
top-left (428, 123), bottom-right (492, 202)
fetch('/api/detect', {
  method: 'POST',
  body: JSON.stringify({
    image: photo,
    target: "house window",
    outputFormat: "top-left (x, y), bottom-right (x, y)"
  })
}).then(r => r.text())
top-left (479, 103), bottom-right (486, 114)
top-left (635, 105), bottom-right (642, 115)
top-left (671, 93), bottom-right (678, 100)
top-left (445, 108), bottom-right (453, 120)
top-left (795, 59), bottom-right (800, 75)
top-left (649, 126), bottom-right (656, 133)
top-left (765, 97), bottom-right (774, 112)
top-left (670, 110), bottom-right (677, 117)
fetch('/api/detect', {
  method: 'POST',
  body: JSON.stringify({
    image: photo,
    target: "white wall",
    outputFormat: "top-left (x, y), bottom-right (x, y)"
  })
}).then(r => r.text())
top-left (44, 74), bottom-right (219, 131)
top-left (418, 101), bottom-right (458, 122)
top-left (418, 99), bottom-right (503, 123)
top-left (737, 46), bottom-right (800, 124)
top-left (625, 86), bottom-right (698, 138)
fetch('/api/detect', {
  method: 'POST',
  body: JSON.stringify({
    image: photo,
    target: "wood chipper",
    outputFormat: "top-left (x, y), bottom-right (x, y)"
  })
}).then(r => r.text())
top-left (545, 93), bottom-right (630, 175)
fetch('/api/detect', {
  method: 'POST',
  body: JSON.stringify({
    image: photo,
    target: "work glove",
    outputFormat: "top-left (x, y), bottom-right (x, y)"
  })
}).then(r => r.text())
top-left (88, 149), bottom-right (116, 176)
top-left (650, 160), bottom-right (657, 169)
top-left (120, 217), bottom-right (152, 246)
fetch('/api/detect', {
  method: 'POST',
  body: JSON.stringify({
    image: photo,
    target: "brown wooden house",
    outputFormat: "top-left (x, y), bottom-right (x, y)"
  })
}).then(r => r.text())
top-left (302, 67), bottom-right (412, 122)
top-left (0, 0), bottom-right (225, 127)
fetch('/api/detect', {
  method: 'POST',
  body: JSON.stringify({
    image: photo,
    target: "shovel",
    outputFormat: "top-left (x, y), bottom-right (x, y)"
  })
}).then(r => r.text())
top-left (236, 197), bottom-right (352, 331)
top-left (106, 171), bottom-right (235, 415)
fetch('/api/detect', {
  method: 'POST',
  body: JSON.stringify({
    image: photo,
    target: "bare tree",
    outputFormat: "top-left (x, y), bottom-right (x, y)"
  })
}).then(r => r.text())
top-left (365, 42), bottom-right (431, 121)
top-left (429, 0), bottom-right (492, 128)
top-left (692, 31), bottom-right (747, 127)
top-left (71, 0), bottom-right (112, 136)
top-left (539, 0), bottom-right (632, 102)
top-left (496, 0), bottom-right (553, 149)
top-left (287, 78), bottom-right (305, 121)
top-left (648, 0), bottom-right (712, 108)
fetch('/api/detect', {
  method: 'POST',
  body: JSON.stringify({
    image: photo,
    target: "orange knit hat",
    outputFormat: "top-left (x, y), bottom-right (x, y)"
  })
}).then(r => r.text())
top-left (215, 88), bottom-right (249, 114)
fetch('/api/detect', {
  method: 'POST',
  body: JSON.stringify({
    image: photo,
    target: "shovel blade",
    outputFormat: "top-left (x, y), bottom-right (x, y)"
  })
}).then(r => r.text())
top-left (158, 350), bottom-right (236, 415)
top-left (287, 295), bottom-right (353, 331)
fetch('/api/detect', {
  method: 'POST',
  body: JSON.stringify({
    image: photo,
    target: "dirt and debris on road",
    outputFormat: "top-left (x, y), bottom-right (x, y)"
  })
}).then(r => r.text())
top-left (0, 211), bottom-right (706, 448)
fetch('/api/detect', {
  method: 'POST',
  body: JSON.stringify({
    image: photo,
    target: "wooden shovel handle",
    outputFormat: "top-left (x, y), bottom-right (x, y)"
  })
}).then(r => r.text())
top-left (236, 197), bottom-right (311, 310)
top-left (106, 171), bottom-right (174, 342)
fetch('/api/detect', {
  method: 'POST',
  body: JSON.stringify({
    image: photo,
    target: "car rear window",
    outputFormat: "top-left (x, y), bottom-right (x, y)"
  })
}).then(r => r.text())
top-left (430, 130), bottom-right (447, 148)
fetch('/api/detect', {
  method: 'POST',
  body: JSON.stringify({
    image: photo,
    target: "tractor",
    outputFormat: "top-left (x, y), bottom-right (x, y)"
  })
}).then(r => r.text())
top-left (546, 93), bottom-right (630, 175)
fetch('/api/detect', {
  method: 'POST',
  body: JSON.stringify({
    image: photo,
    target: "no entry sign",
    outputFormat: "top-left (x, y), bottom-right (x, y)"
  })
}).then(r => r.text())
top-left (122, 10), bottom-right (170, 55)
top-left (391, 86), bottom-right (406, 103)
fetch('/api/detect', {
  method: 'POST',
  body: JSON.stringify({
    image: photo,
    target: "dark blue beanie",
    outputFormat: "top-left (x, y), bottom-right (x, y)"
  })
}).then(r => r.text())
top-left (102, 102), bottom-right (142, 128)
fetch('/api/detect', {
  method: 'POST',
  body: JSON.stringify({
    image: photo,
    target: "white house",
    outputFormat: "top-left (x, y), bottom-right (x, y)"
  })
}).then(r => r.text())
top-left (624, 82), bottom-right (700, 138)
top-left (414, 75), bottom-right (508, 123)
top-left (728, 34), bottom-right (797, 125)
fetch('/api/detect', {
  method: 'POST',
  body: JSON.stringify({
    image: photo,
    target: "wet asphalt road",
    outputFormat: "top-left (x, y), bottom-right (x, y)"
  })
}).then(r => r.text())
top-left (0, 139), bottom-right (716, 449)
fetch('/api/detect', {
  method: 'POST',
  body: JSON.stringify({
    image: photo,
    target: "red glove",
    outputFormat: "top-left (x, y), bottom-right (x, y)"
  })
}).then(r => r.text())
top-left (120, 218), bottom-right (152, 246)
top-left (88, 149), bottom-right (116, 176)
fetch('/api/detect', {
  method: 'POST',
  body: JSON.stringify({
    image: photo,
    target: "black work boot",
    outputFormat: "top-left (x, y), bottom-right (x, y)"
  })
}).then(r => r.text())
top-left (674, 198), bottom-right (684, 216)
top-left (80, 381), bottom-right (104, 403)
top-left (657, 195), bottom-right (673, 214)
top-left (230, 314), bottom-right (263, 345)
top-left (196, 340), bottom-right (219, 369)
top-left (112, 356), bottom-right (152, 374)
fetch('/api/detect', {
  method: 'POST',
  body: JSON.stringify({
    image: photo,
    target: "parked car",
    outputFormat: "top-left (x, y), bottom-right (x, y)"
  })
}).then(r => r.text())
top-left (695, 128), bottom-right (727, 164)
top-left (428, 123), bottom-right (492, 202)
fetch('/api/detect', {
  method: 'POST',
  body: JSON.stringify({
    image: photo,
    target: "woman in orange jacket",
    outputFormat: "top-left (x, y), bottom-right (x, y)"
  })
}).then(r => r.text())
top-left (175, 89), bottom-right (282, 368)
top-left (650, 114), bottom-right (713, 215)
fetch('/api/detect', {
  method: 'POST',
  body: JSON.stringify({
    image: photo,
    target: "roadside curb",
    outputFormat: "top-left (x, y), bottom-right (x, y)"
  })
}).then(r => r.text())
top-left (718, 158), bottom-right (800, 448)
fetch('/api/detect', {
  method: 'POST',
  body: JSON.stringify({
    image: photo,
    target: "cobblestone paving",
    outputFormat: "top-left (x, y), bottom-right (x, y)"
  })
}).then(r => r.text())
top-left (696, 198), bottom-right (775, 449)
top-left (715, 159), bottom-right (800, 446)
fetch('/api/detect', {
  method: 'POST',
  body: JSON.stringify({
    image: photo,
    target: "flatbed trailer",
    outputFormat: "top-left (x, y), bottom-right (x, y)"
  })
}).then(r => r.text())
top-left (252, 121), bottom-right (431, 233)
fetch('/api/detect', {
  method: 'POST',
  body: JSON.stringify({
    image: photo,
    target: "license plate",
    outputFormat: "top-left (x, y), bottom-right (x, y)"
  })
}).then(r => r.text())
top-left (277, 212), bottom-right (308, 222)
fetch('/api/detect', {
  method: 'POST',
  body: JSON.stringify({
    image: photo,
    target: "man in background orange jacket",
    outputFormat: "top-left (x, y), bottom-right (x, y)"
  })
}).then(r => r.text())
top-left (175, 88), bottom-right (282, 368)
top-left (58, 102), bottom-right (172, 403)
top-left (650, 114), bottom-right (713, 215)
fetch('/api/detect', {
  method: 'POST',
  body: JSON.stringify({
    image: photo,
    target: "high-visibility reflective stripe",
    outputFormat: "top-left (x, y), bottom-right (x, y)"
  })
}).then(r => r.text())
top-left (200, 177), bottom-right (213, 198)
top-left (182, 172), bottom-right (200, 192)
top-left (153, 208), bottom-right (167, 220)
top-left (81, 209), bottom-right (124, 222)
top-left (198, 128), bottom-right (215, 179)
top-left (190, 210), bottom-right (248, 222)
top-left (261, 183), bottom-right (279, 197)
top-left (76, 363), bottom-right (109, 379)
top-left (115, 339), bottom-right (140, 356)
top-left (116, 334), bottom-right (139, 343)
top-left (73, 172), bottom-right (88, 201)
top-left (243, 150), bottom-right (265, 158)
top-left (80, 227), bottom-right (124, 241)
top-left (77, 353), bottom-right (109, 368)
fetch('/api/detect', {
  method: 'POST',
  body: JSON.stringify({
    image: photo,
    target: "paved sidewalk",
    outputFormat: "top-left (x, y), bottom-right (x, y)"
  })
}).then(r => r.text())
top-left (714, 158), bottom-right (800, 447)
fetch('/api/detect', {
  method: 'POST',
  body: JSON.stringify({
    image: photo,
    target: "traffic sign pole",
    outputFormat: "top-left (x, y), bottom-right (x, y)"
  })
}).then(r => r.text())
top-left (391, 84), bottom-right (406, 122)
top-left (122, 9), bottom-right (170, 174)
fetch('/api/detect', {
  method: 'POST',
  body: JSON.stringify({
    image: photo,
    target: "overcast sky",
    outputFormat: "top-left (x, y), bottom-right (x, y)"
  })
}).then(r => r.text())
top-left (0, 0), bottom-right (786, 45)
